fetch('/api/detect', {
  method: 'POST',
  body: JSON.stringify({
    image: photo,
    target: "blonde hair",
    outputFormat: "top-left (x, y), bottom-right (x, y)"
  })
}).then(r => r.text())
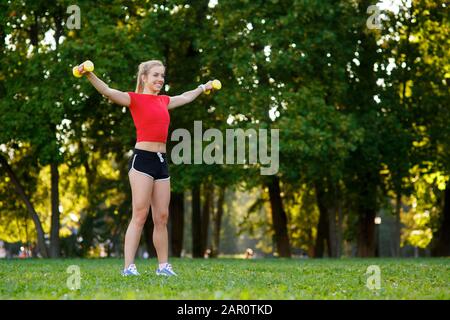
top-left (135, 60), bottom-right (165, 93)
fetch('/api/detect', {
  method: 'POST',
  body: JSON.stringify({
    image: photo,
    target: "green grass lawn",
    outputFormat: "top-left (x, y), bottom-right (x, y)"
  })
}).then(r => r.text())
top-left (0, 258), bottom-right (448, 299)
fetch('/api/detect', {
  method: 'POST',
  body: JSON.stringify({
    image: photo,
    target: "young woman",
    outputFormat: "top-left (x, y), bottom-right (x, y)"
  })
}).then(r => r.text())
top-left (83, 60), bottom-right (213, 276)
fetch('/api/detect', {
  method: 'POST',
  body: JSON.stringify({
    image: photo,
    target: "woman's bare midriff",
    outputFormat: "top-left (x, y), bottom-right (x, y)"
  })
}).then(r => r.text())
top-left (135, 141), bottom-right (166, 153)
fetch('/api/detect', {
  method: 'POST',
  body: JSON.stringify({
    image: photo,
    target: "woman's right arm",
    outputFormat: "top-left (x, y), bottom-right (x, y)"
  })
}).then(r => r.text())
top-left (85, 72), bottom-right (130, 107)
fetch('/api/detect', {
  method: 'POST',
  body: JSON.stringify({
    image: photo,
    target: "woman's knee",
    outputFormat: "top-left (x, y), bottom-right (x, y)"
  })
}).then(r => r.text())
top-left (153, 210), bottom-right (169, 226)
top-left (132, 207), bottom-right (149, 226)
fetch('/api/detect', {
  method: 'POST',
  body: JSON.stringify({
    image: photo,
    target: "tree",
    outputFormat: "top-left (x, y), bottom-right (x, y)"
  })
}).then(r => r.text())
top-left (0, 153), bottom-right (48, 257)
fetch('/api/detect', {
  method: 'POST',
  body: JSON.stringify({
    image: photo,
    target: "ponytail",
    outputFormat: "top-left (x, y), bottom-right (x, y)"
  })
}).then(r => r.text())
top-left (135, 60), bottom-right (165, 93)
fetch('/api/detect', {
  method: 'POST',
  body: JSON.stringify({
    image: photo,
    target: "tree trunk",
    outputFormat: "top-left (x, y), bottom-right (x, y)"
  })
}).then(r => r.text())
top-left (351, 0), bottom-right (379, 258)
top-left (201, 183), bottom-right (212, 255)
top-left (336, 185), bottom-right (343, 258)
top-left (192, 185), bottom-right (202, 258)
top-left (170, 191), bottom-right (184, 257)
top-left (327, 193), bottom-right (339, 258)
top-left (143, 206), bottom-right (157, 257)
top-left (431, 181), bottom-right (450, 256)
top-left (315, 181), bottom-right (340, 257)
top-left (315, 184), bottom-right (326, 257)
top-left (0, 155), bottom-right (48, 258)
top-left (266, 176), bottom-right (291, 257)
top-left (211, 187), bottom-right (225, 258)
top-left (393, 193), bottom-right (402, 257)
top-left (357, 208), bottom-right (377, 257)
top-left (314, 198), bottom-right (329, 258)
top-left (49, 162), bottom-right (61, 258)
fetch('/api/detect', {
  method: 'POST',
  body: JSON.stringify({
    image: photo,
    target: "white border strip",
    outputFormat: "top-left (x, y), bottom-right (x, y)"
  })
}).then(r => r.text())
top-left (129, 154), bottom-right (155, 180)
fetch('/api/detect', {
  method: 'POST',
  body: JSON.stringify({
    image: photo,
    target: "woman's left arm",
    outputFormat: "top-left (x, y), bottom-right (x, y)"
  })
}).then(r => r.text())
top-left (168, 81), bottom-right (213, 110)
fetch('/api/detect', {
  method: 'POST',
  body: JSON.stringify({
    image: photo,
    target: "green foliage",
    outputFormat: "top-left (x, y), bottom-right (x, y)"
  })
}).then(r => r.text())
top-left (1, 0), bottom-right (449, 257)
top-left (284, 183), bottom-right (320, 255)
top-left (0, 145), bottom-right (40, 242)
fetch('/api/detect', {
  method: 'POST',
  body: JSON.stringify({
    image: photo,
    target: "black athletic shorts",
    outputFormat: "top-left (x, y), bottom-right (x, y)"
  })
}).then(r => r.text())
top-left (128, 148), bottom-right (170, 181)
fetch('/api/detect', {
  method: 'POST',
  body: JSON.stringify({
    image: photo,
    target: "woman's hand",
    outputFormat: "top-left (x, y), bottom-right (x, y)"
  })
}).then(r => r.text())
top-left (203, 80), bottom-right (214, 91)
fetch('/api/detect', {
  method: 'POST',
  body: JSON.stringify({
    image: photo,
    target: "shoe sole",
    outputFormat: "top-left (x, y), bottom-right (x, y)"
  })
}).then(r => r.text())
top-left (156, 272), bottom-right (177, 276)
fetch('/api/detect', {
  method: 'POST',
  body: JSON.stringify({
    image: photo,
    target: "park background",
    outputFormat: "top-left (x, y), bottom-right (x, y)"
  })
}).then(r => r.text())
top-left (0, 0), bottom-right (449, 265)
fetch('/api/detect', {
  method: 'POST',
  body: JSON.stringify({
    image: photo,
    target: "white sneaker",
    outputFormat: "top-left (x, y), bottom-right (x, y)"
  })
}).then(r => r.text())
top-left (122, 264), bottom-right (140, 276)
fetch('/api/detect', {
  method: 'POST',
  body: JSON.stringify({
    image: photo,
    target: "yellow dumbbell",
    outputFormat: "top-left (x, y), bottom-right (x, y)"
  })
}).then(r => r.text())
top-left (72, 60), bottom-right (94, 78)
top-left (205, 79), bottom-right (222, 95)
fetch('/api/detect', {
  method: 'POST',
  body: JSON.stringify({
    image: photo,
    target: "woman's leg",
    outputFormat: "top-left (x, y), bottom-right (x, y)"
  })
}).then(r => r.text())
top-left (151, 179), bottom-right (171, 265)
top-left (124, 170), bottom-right (154, 269)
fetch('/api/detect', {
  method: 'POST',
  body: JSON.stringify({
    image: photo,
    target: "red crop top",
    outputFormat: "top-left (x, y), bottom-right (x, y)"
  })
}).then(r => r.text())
top-left (127, 92), bottom-right (171, 143)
